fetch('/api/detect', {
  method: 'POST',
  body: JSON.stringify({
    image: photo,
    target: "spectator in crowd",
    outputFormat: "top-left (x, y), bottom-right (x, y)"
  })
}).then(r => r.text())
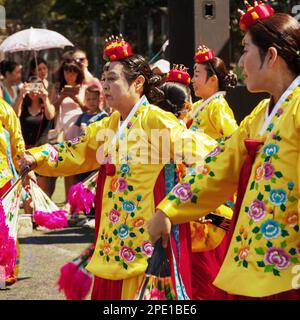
top-left (72, 49), bottom-right (101, 87)
top-left (75, 85), bottom-right (107, 132)
top-left (0, 60), bottom-right (22, 107)
top-left (50, 59), bottom-right (86, 198)
top-left (75, 85), bottom-right (108, 182)
top-left (14, 76), bottom-right (55, 197)
top-left (28, 57), bottom-right (51, 91)
top-left (72, 49), bottom-right (104, 108)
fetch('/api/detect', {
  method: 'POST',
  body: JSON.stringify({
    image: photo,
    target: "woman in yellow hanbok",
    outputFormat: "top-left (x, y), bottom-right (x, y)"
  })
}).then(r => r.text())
top-left (19, 37), bottom-right (217, 300)
top-left (185, 45), bottom-right (239, 299)
top-left (0, 98), bottom-right (26, 284)
top-left (186, 45), bottom-right (238, 142)
top-left (149, 4), bottom-right (300, 300)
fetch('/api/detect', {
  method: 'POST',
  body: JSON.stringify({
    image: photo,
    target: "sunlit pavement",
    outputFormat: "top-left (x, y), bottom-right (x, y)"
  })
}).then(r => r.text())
top-left (0, 227), bottom-right (94, 300)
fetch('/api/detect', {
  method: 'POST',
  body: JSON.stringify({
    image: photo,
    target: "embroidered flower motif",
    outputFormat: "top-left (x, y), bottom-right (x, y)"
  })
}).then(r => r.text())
top-left (119, 246), bottom-right (136, 262)
top-left (254, 164), bottom-right (265, 182)
top-left (136, 194), bottom-right (142, 201)
top-left (263, 162), bottom-right (275, 180)
top-left (110, 178), bottom-right (119, 192)
top-left (264, 247), bottom-right (290, 270)
top-left (248, 199), bottom-right (266, 222)
top-left (198, 165), bottom-right (210, 175)
top-left (263, 144), bottom-right (279, 157)
top-left (285, 212), bottom-right (298, 228)
top-left (141, 241), bottom-right (154, 257)
top-left (120, 164), bottom-right (131, 174)
top-left (269, 189), bottom-right (287, 206)
top-left (68, 136), bottom-right (81, 144)
top-left (103, 244), bottom-right (110, 255)
top-left (172, 183), bottom-right (193, 203)
top-left (132, 217), bottom-right (145, 228)
top-left (117, 224), bottom-right (129, 239)
top-left (117, 178), bottom-right (128, 192)
top-left (149, 288), bottom-right (166, 300)
top-left (45, 145), bottom-right (59, 162)
top-left (277, 108), bottom-right (284, 115)
top-left (238, 246), bottom-right (250, 260)
top-left (261, 219), bottom-right (281, 240)
top-left (122, 200), bottom-right (136, 213)
top-left (208, 146), bottom-right (221, 157)
top-left (288, 181), bottom-right (294, 190)
top-left (109, 209), bottom-right (120, 224)
top-left (1, 168), bottom-right (8, 178)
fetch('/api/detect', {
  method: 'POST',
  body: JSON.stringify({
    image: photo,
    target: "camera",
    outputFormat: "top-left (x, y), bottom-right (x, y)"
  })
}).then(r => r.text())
top-left (62, 85), bottom-right (80, 95)
top-left (26, 82), bottom-right (43, 92)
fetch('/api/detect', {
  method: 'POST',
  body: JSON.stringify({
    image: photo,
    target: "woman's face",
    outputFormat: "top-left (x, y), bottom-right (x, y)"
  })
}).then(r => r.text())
top-left (192, 63), bottom-right (210, 98)
top-left (102, 62), bottom-right (138, 111)
top-left (8, 65), bottom-right (22, 83)
top-left (38, 63), bottom-right (48, 80)
top-left (238, 32), bottom-right (268, 92)
top-left (28, 91), bottom-right (40, 102)
top-left (73, 51), bottom-right (88, 69)
top-left (63, 66), bottom-right (78, 85)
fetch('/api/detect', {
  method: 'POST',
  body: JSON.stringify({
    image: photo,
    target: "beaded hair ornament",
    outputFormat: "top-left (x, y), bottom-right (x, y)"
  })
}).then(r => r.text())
top-left (103, 35), bottom-right (133, 62)
top-left (238, 1), bottom-right (274, 31)
top-left (166, 64), bottom-right (191, 86)
top-left (194, 45), bottom-right (215, 64)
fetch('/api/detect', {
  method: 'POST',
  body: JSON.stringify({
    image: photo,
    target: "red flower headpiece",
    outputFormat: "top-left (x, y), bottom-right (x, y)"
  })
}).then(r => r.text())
top-left (166, 64), bottom-right (191, 86)
top-left (103, 35), bottom-right (133, 62)
top-left (238, 1), bottom-right (274, 31)
top-left (194, 45), bottom-right (215, 64)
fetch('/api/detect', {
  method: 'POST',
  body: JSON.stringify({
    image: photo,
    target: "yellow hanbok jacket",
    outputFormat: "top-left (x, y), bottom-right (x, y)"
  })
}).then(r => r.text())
top-left (189, 94), bottom-right (238, 252)
top-left (190, 93), bottom-right (238, 142)
top-left (28, 97), bottom-right (217, 280)
top-left (0, 98), bottom-right (25, 189)
top-left (158, 85), bottom-right (300, 297)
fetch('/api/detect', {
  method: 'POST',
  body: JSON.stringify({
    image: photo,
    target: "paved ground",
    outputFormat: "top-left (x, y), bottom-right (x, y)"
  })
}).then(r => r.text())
top-left (0, 177), bottom-right (94, 300)
top-left (0, 227), bottom-right (94, 300)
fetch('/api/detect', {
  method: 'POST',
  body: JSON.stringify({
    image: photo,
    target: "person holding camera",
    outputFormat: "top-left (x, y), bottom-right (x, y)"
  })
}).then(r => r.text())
top-left (13, 77), bottom-right (55, 198)
top-left (15, 77), bottom-right (56, 147)
top-left (51, 59), bottom-right (85, 140)
top-left (50, 59), bottom-right (86, 197)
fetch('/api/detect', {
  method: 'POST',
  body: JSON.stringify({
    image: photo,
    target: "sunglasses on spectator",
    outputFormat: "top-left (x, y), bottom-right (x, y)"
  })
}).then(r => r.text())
top-left (64, 66), bottom-right (79, 73)
top-left (75, 57), bottom-right (86, 62)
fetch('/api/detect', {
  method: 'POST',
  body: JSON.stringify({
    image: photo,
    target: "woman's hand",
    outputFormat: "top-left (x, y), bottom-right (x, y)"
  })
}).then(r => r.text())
top-left (22, 170), bottom-right (37, 190)
top-left (147, 209), bottom-right (172, 248)
top-left (198, 216), bottom-right (213, 224)
top-left (19, 152), bottom-right (37, 175)
top-left (19, 83), bottom-right (29, 98)
top-left (38, 85), bottom-right (49, 101)
top-left (69, 93), bottom-right (84, 109)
